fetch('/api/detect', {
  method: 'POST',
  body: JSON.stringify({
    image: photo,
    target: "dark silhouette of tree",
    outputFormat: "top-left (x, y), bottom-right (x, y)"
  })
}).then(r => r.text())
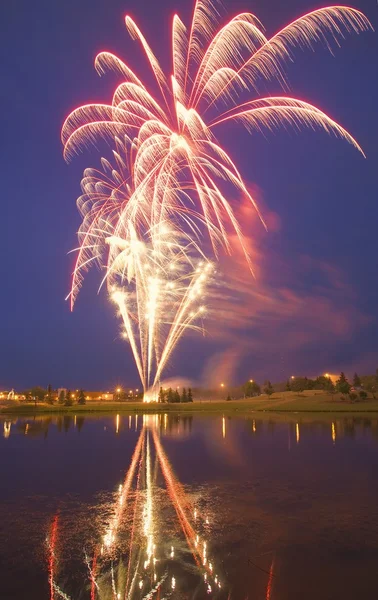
top-left (325, 376), bottom-right (335, 393)
top-left (167, 388), bottom-right (174, 403)
top-left (58, 390), bottom-right (65, 404)
top-left (187, 388), bottom-right (193, 402)
top-left (181, 388), bottom-right (188, 403)
top-left (30, 387), bottom-right (46, 403)
top-left (46, 384), bottom-right (54, 404)
top-left (158, 387), bottom-right (166, 403)
top-left (336, 372), bottom-right (351, 396)
top-left (174, 389), bottom-right (181, 403)
top-left (78, 389), bottom-right (86, 405)
top-left (226, 394), bottom-right (232, 401)
top-left (263, 381), bottom-right (274, 396)
top-left (291, 377), bottom-right (306, 393)
top-left (244, 380), bottom-right (261, 397)
top-left (286, 380), bottom-right (291, 391)
top-left (353, 373), bottom-right (361, 388)
top-left (65, 389), bottom-right (73, 406)
top-left (365, 381), bottom-right (376, 399)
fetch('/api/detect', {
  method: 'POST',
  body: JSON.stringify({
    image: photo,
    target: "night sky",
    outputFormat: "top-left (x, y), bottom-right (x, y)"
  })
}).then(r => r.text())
top-left (1, 0), bottom-right (377, 391)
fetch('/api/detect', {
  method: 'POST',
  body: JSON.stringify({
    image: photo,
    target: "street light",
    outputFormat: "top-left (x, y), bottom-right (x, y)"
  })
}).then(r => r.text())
top-left (220, 383), bottom-right (224, 388)
top-left (291, 375), bottom-right (295, 380)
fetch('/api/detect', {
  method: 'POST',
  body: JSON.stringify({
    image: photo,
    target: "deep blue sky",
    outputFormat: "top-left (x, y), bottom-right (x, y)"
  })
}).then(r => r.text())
top-left (1, 0), bottom-right (377, 391)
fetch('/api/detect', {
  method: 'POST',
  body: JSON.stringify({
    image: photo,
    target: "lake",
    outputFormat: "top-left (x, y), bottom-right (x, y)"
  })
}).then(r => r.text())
top-left (1, 413), bottom-right (378, 599)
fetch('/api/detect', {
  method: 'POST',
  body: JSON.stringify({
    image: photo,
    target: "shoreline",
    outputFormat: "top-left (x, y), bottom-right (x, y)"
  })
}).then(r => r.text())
top-left (2, 396), bottom-right (378, 416)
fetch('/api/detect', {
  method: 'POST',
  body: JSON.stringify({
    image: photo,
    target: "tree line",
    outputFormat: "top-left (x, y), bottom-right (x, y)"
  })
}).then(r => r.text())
top-left (23, 386), bottom-right (87, 406)
top-left (158, 387), bottom-right (193, 403)
top-left (239, 370), bottom-right (378, 402)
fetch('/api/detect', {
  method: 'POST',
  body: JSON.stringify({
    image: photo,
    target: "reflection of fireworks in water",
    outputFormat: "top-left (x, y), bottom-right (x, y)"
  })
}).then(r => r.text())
top-left (47, 417), bottom-right (223, 598)
top-left (63, 0), bottom-right (371, 394)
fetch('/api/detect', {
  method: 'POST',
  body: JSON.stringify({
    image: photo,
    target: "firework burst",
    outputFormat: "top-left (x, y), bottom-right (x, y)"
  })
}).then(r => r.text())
top-left (63, 0), bottom-right (371, 396)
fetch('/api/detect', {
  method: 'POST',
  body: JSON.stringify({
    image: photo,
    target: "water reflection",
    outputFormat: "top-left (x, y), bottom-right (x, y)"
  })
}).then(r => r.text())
top-left (2, 413), bottom-right (378, 598)
top-left (3, 413), bottom-right (378, 443)
top-left (46, 416), bottom-right (225, 599)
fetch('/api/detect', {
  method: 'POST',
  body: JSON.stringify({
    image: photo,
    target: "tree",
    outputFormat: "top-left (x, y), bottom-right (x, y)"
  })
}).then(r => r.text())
top-left (158, 387), bottom-right (166, 403)
top-left (187, 388), bottom-right (193, 402)
top-left (291, 377), bottom-right (306, 393)
top-left (336, 372), bottom-right (351, 396)
top-left (167, 388), bottom-right (174, 403)
top-left (65, 389), bottom-right (73, 407)
top-left (174, 389), bottom-right (181, 403)
top-left (359, 390), bottom-right (367, 400)
top-left (286, 380), bottom-right (291, 391)
top-left (263, 381), bottom-right (274, 396)
top-left (324, 376), bottom-right (335, 394)
top-left (181, 388), bottom-right (188, 403)
top-left (58, 390), bottom-right (65, 404)
top-left (353, 372), bottom-right (361, 388)
top-left (78, 389), bottom-right (86, 405)
top-left (46, 384), bottom-right (54, 405)
top-left (244, 380), bottom-right (261, 397)
top-left (365, 382), bottom-right (376, 399)
top-left (226, 394), bottom-right (232, 401)
top-left (30, 387), bottom-right (46, 403)
top-left (348, 392), bottom-right (357, 402)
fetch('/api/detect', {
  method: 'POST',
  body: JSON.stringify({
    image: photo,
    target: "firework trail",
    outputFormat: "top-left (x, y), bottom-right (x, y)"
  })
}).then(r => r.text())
top-left (62, 0), bottom-right (371, 395)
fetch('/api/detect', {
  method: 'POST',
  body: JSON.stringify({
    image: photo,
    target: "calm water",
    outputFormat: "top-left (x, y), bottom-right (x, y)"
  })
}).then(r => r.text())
top-left (1, 413), bottom-right (378, 599)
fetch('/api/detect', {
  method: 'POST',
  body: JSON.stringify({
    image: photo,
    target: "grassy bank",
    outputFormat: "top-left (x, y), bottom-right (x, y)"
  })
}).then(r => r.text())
top-left (2, 390), bottom-right (378, 415)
